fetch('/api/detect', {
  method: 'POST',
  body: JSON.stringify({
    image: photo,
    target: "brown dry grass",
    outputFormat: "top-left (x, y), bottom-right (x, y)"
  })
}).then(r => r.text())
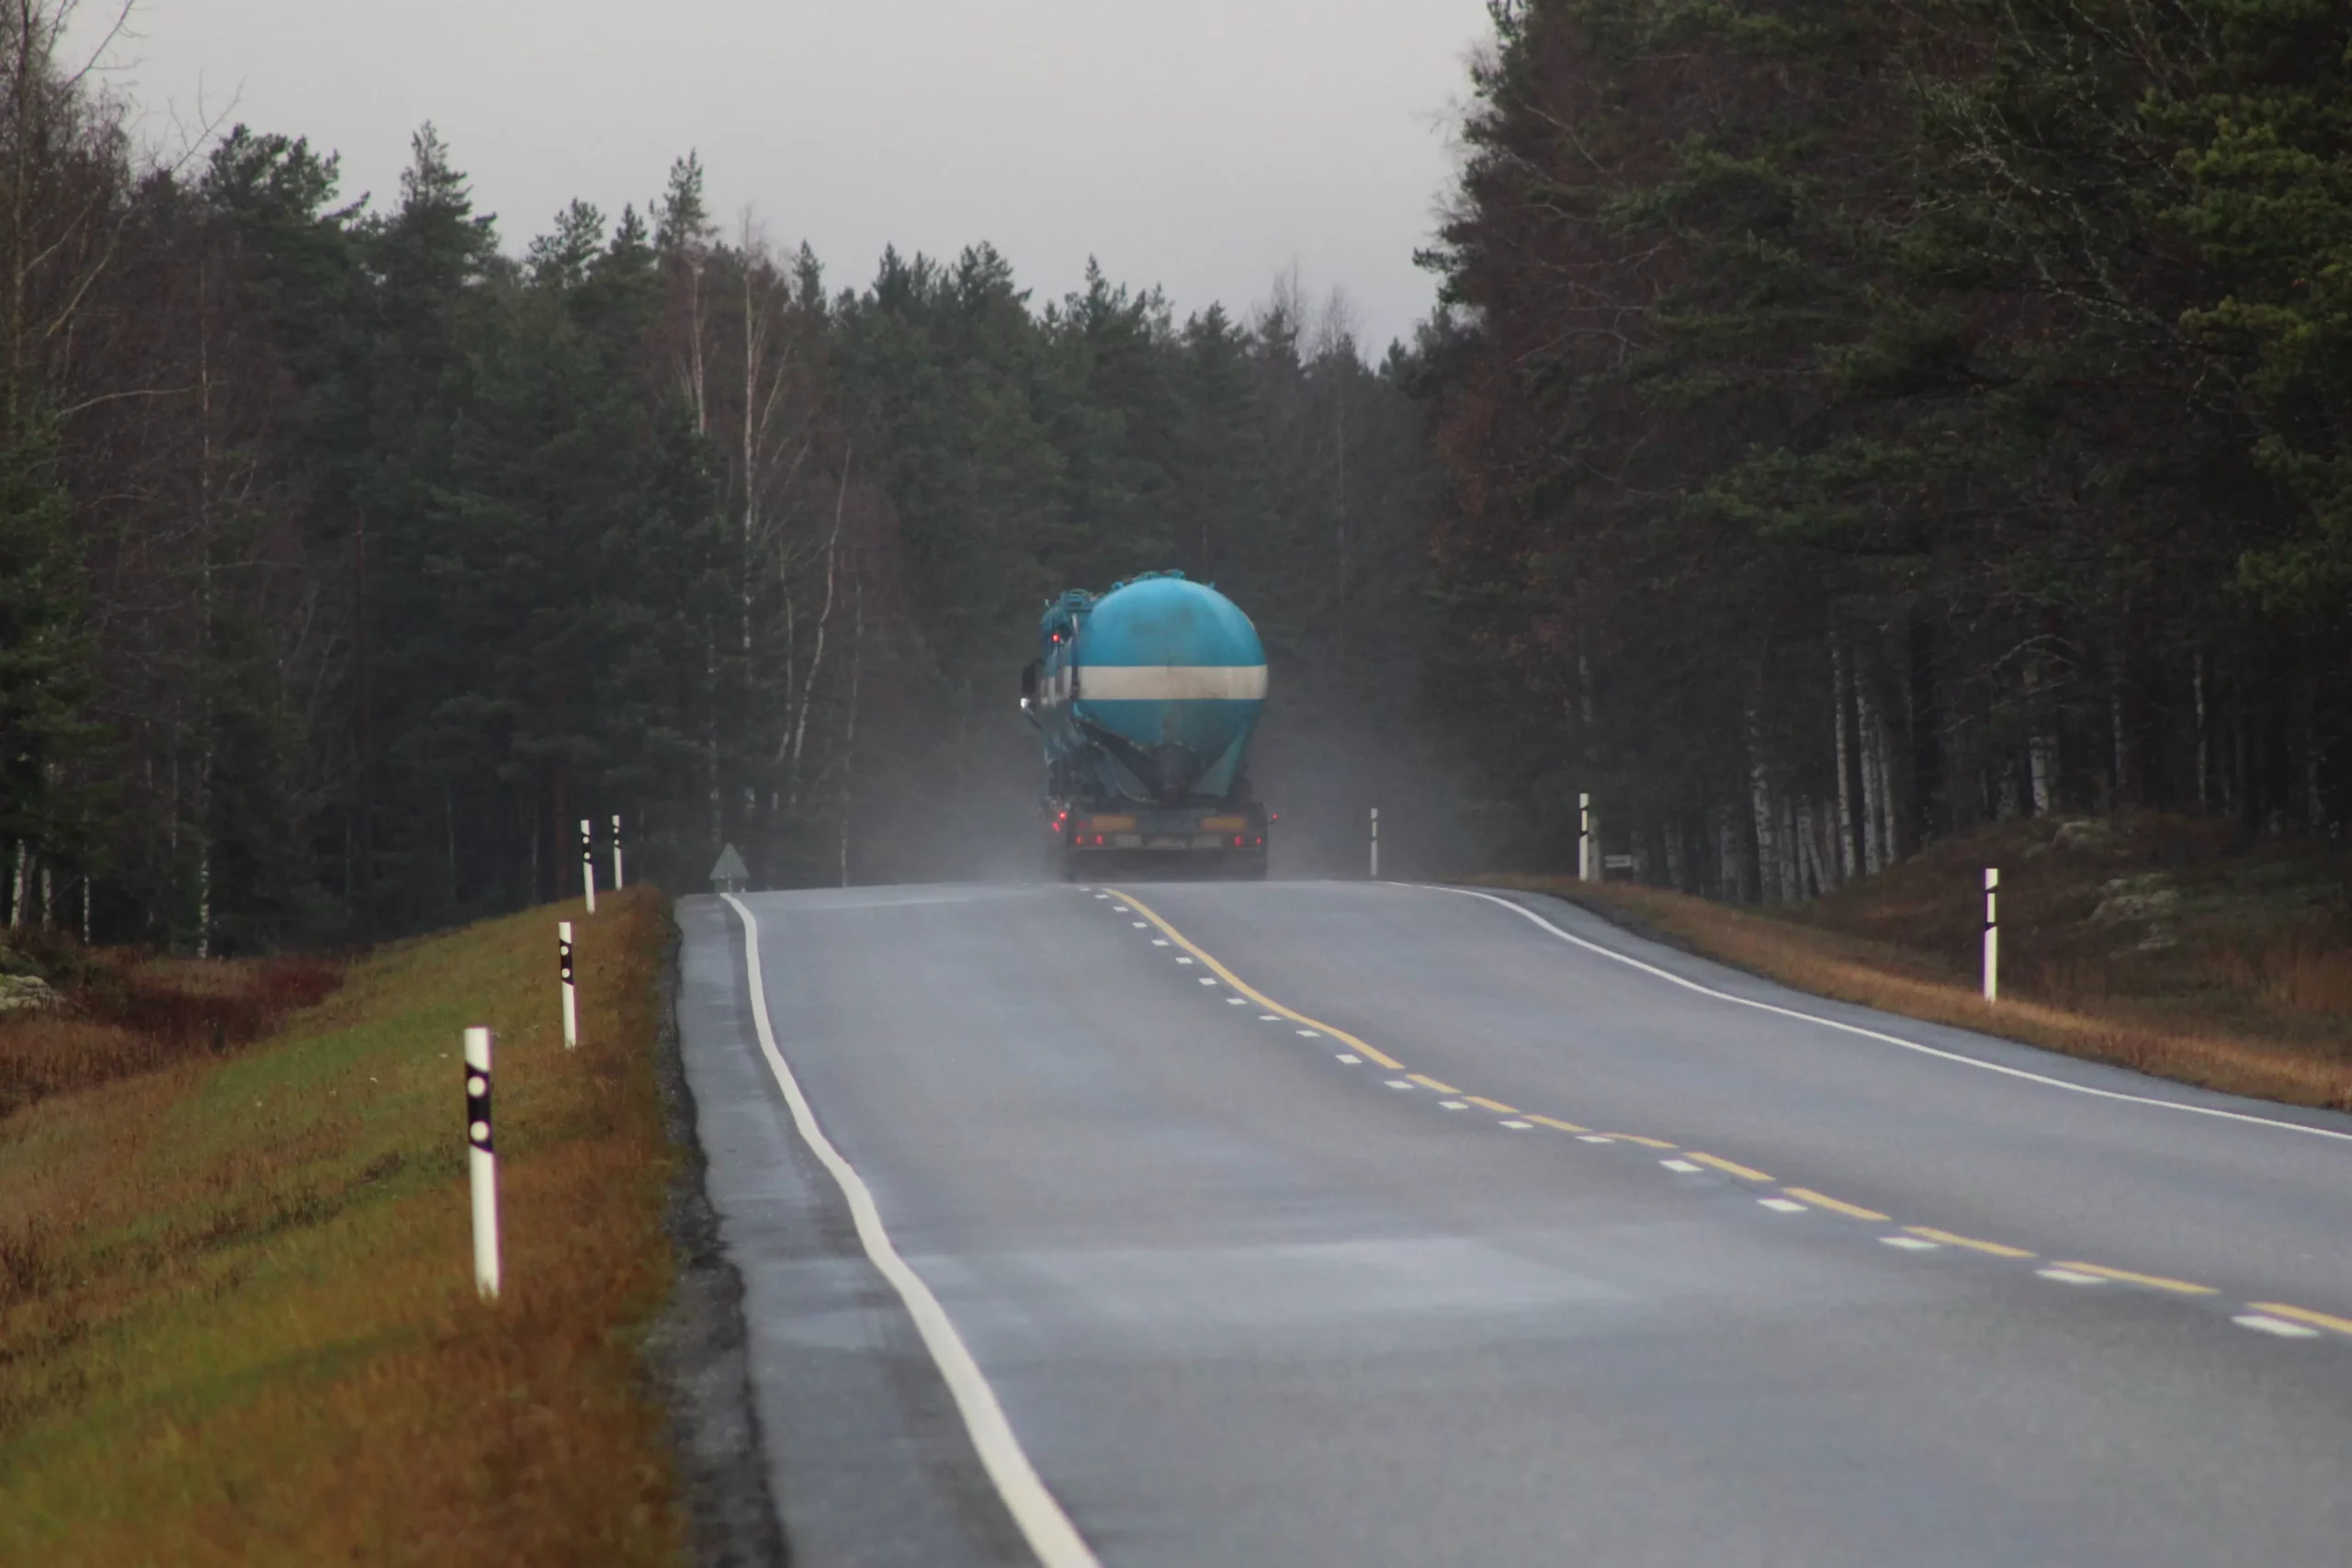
top-left (0, 950), bottom-right (341, 1119)
top-left (0, 886), bottom-right (684, 1566)
top-left (1478, 852), bottom-right (2352, 1113)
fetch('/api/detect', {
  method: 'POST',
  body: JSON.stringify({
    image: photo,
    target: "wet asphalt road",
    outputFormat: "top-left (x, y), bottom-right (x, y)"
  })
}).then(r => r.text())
top-left (673, 880), bottom-right (2352, 1567)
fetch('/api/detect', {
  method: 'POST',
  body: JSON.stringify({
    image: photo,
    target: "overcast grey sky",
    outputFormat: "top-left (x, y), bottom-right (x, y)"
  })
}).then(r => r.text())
top-left (84, 0), bottom-right (1493, 349)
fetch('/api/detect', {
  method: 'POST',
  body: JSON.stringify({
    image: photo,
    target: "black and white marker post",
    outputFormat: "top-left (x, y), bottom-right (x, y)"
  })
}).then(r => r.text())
top-left (1369, 807), bottom-right (1380, 879)
top-left (579, 817), bottom-right (597, 915)
top-left (465, 1026), bottom-right (501, 1301)
top-left (1578, 793), bottom-right (1595, 883)
top-left (610, 813), bottom-right (626, 891)
top-left (559, 920), bottom-right (579, 1049)
top-left (1982, 867), bottom-right (2000, 1004)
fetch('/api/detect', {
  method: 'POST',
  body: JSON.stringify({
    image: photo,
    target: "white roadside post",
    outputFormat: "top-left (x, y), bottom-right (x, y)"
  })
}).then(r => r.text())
top-left (1983, 867), bottom-right (2000, 1004)
top-left (1578, 794), bottom-right (1594, 883)
top-left (464, 1026), bottom-right (501, 1301)
top-left (558, 920), bottom-right (579, 1049)
top-left (610, 813), bottom-right (626, 891)
top-left (1369, 807), bottom-right (1380, 879)
top-left (579, 818), bottom-right (597, 915)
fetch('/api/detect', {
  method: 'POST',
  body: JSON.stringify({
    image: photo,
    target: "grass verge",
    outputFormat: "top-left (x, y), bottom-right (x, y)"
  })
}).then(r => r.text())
top-left (0, 886), bottom-right (684, 1566)
top-left (1476, 816), bottom-right (2352, 1112)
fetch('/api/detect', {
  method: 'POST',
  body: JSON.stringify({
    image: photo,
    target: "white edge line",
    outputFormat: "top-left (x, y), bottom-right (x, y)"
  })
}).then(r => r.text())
top-left (722, 895), bottom-right (1099, 1568)
top-left (1435, 886), bottom-right (2352, 1147)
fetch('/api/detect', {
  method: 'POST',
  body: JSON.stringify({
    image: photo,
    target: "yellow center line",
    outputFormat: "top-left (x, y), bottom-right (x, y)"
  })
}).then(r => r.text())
top-left (1688, 1152), bottom-right (1773, 1182)
top-left (2248, 1303), bottom-right (2352, 1337)
top-left (1905, 1227), bottom-right (2035, 1258)
top-left (1781, 1188), bottom-right (1891, 1222)
top-left (1111, 888), bottom-right (1404, 1069)
top-left (2052, 1261), bottom-right (2216, 1296)
top-left (1107, 888), bottom-right (2284, 1326)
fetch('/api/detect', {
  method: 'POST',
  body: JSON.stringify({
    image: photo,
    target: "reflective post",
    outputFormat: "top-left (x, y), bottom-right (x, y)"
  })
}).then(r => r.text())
top-left (1983, 867), bottom-right (2000, 1004)
top-left (559, 920), bottom-right (578, 1049)
top-left (1369, 807), bottom-right (1380, 880)
top-left (610, 813), bottom-right (626, 891)
top-left (579, 818), bottom-right (597, 915)
top-left (465, 1027), bottom-right (501, 1300)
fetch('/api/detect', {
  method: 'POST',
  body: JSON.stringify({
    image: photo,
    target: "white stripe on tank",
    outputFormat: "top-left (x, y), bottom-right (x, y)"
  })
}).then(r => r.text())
top-left (1079, 664), bottom-right (1269, 701)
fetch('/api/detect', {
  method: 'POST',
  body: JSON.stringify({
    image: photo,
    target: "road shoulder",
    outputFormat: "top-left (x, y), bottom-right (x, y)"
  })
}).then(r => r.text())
top-left (671, 894), bottom-right (1035, 1568)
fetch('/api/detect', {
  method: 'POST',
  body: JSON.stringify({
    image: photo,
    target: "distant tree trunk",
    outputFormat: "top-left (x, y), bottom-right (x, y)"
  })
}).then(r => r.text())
top-left (1906, 617), bottom-right (1945, 846)
top-left (2193, 649), bottom-right (2211, 813)
top-left (2024, 659), bottom-right (2057, 817)
top-left (1715, 804), bottom-right (1747, 902)
top-left (784, 447), bottom-right (850, 801)
top-left (1780, 795), bottom-right (1801, 902)
top-left (837, 569), bottom-right (865, 887)
top-left (1832, 642), bottom-right (1860, 880)
top-left (1747, 708), bottom-right (1780, 905)
top-left (355, 515), bottom-right (377, 935)
top-left (1857, 675), bottom-right (1888, 875)
top-left (2307, 707), bottom-right (2327, 831)
top-left (194, 250), bottom-right (215, 958)
top-left (705, 617), bottom-right (721, 852)
top-left (553, 757), bottom-right (572, 901)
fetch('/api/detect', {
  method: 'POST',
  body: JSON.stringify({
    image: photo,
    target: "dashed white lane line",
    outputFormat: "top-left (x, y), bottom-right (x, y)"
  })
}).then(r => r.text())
top-left (1113, 905), bottom-right (1129, 912)
top-left (1226, 997), bottom-right (1248, 1005)
top-left (1122, 888), bottom-right (2342, 1348)
top-left (1151, 940), bottom-right (1170, 947)
top-left (1131, 921), bottom-right (1147, 928)
top-left (2235, 1314), bottom-right (2324, 1339)
top-left (1093, 893), bottom-right (1109, 899)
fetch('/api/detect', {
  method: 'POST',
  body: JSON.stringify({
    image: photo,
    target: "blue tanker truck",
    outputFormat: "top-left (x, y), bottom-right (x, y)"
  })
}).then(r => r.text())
top-left (1020, 571), bottom-right (1270, 880)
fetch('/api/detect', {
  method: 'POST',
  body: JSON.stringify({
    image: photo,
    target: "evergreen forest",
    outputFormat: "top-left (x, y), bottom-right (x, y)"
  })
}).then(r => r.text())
top-left (1424, 0), bottom-right (2352, 895)
top-left (5, 0), bottom-right (2352, 948)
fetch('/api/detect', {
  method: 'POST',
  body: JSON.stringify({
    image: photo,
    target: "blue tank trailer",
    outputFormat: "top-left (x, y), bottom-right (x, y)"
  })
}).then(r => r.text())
top-left (1020, 572), bottom-right (1271, 880)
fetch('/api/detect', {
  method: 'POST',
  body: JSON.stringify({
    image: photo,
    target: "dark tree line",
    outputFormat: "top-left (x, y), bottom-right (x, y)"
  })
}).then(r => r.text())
top-left (20, 0), bottom-right (2331, 943)
top-left (0, 0), bottom-right (1438, 949)
top-left (1420, 0), bottom-right (2352, 896)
